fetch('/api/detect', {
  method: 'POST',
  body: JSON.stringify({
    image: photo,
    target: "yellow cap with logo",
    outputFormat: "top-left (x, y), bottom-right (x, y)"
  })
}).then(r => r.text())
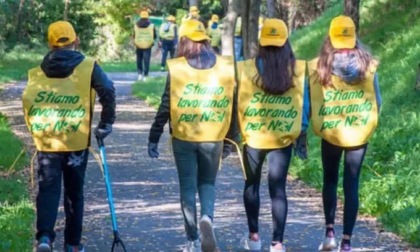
top-left (211, 14), bottom-right (219, 23)
top-left (167, 15), bottom-right (176, 22)
top-left (140, 10), bottom-right (149, 18)
top-left (329, 15), bottom-right (356, 49)
top-left (179, 19), bottom-right (210, 41)
top-left (260, 18), bottom-right (288, 47)
top-left (189, 6), bottom-right (200, 18)
top-left (48, 21), bottom-right (76, 47)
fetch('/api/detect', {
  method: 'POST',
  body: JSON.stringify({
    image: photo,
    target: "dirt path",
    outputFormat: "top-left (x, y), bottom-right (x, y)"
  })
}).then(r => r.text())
top-left (0, 73), bottom-right (414, 252)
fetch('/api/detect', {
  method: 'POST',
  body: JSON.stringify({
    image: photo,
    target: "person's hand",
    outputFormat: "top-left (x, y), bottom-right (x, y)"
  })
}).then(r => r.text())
top-left (293, 132), bottom-right (308, 160)
top-left (148, 142), bottom-right (159, 158)
top-left (222, 143), bottom-right (232, 159)
top-left (94, 122), bottom-right (112, 140)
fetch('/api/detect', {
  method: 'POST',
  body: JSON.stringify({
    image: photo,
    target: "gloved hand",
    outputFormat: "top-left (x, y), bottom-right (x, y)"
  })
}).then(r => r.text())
top-left (94, 122), bottom-right (112, 139)
top-left (293, 132), bottom-right (308, 160)
top-left (148, 142), bottom-right (159, 158)
top-left (222, 143), bottom-right (233, 159)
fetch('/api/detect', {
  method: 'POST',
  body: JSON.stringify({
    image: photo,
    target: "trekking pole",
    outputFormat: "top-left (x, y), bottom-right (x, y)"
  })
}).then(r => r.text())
top-left (96, 137), bottom-right (127, 252)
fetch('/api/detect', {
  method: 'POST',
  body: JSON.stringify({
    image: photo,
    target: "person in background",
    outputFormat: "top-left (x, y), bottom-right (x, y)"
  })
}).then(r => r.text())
top-left (182, 6), bottom-right (207, 29)
top-left (308, 15), bottom-right (381, 252)
top-left (159, 15), bottom-right (178, 71)
top-left (236, 18), bottom-right (309, 252)
top-left (147, 19), bottom-right (237, 252)
top-left (22, 20), bottom-right (116, 252)
top-left (134, 10), bottom-right (157, 81)
top-left (234, 16), bottom-right (244, 61)
top-left (207, 14), bottom-right (222, 54)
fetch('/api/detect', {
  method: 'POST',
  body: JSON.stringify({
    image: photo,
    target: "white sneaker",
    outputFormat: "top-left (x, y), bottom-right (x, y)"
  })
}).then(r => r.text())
top-left (199, 215), bottom-right (217, 252)
top-left (137, 74), bottom-right (143, 81)
top-left (319, 231), bottom-right (337, 251)
top-left (240, 234), bottom-right (261, 251)
top-left (183, 240), bottom-right (201, 252)
top-left (270, 243), bottom-right (286, 252)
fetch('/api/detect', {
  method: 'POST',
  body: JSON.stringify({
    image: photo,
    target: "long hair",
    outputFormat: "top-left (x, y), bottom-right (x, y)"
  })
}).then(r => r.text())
top-left (253, 40), bottom-right (296, 95)
top-left (316, 37), bottom-right (374, 86)
top-left (176, 37), bottom-right (213, 59)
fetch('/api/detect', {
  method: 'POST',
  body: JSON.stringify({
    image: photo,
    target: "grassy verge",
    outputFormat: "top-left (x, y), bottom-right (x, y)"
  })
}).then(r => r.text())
top-left (132, 77), bottom-right (167, 108)
top-left (290, 0), bottom-right (420, 247)
top-left (0, 114), bottom-right (34, 251)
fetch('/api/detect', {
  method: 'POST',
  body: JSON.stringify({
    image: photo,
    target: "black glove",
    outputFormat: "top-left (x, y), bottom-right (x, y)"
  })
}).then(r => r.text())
top-left (222, 142), bottom-right (233, 159)
top-left (94, 122), bottom-right (112, 139)
top-left (294, 132), bottom-right (308, 160)
top-left (148, 142), bottom-right (159, 158)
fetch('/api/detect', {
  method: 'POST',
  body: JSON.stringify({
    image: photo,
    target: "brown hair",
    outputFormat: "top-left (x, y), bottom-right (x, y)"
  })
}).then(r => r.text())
top-left (316, 37), bottom-right (374, 86)
top-left (253, 40), bottom-right (296, 95)
top-left (176, 37), bottom-right (212, 58)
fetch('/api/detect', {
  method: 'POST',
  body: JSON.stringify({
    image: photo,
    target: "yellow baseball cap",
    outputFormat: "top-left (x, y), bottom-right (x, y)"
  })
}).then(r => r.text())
top-left (189, 6), bottom-right (199, 12)
top-left (211, 14), bottom-right (219, 22)
top-left (140, 11), bottom-right (149, 18)
top-left (260, 19), bottom-right (288, 47)
top-left (329, 15), bottom-right (356, 49)
top-left (167, 15), bottom-right (176, 22)
top-left (48, 21), bottom-right (76, 47)
top-left (179, 19), bottom-right (210, 41)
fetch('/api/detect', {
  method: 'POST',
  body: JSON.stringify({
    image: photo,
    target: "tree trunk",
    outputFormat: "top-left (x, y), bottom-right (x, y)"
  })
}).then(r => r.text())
top-left (221, 0), bottom-right (241, 56)
top-left (276, 0), bottom-right (289, 27)
top-left (242, 0), bottom-right (261, 59)
top-left (267, 0), bottom-right (277, 18)
top-left (344, 0), bottom-right (360, 31)
top-left (15, 0), bottom-right (25, 41)
top-left (189, 0), bottom-right (199, 7)
top-left (64, 0), bottom-right (70, 21)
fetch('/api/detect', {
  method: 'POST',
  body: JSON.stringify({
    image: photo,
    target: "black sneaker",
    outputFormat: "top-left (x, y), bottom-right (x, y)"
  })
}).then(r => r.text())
top-left (36, 236), bottom-right (52, 252)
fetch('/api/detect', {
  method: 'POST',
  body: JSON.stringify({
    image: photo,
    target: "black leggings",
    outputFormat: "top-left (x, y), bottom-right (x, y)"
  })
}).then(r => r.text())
top-left (321, 139), bottom-right (367, 236)
top-left (243, 144), bottom-right (292, 242)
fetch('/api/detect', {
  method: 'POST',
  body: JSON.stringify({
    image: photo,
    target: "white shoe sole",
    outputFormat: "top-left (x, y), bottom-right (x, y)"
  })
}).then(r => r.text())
top-left (200, 218), bottom-right (216, 252)
top-left (36, 244), bottom-right (52, 252)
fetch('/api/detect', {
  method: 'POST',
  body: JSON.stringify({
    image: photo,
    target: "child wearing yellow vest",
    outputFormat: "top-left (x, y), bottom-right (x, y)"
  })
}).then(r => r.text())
top-left (134, 10), bottom-right (157, 81)
top-left (207, 14), bottom-right (222, 54)
top-left (22, 21), bottom-right (116, 252)
top-left (308, 15), bottom-right (381, 252)
top-left (147, 19), bottom-right (237, 252)
top-left (236, 19), bottom-right (309, 252)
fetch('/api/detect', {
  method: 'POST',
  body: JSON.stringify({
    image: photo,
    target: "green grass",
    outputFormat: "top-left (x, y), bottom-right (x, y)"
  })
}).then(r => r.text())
top-left (100, 61), bottom-right (161, 73)
top-left (0, 114), bottom-right (33, 251)
top-left (290, 0), bottom-right (420, 247)
top-left (0, 45), bottom-right (46, 85)
top-left (132, 77), bottom-right (167, 108)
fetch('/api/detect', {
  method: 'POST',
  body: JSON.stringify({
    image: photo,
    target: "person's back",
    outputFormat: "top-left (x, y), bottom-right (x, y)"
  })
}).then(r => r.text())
top-left (22, 20), bottom-right (115, 252)
top-left (134, 10), bottom-right (156, 80)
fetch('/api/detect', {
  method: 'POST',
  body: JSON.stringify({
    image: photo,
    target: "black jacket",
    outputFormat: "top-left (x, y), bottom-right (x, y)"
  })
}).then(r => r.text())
top-left (148, 51), bottom-right (239, 144)
top-left (40, 50), bottom-right (116, 125)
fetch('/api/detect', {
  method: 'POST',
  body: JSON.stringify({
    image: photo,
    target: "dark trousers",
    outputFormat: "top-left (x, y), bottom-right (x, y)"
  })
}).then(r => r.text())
top-left (172, 138), bottom-right (223, 241)
top-left (321, 139), bottom-right (367, 236)
top-left (136, 47), bottom-right (151, 76)
top-left (243, 144), bottom-right (292, 242)
top-left (36, 149), bottom-right (89, 246)
top-left (161, 40), bottom-right (176, 67)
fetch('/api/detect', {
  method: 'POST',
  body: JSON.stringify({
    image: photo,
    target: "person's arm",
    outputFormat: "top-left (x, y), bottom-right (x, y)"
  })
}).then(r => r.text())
top-left (91, 63), bottom-right (116, 125)
top-left (148, 74), bottom-right (171, 143)
top-left (373, 73), bottom-right (382, 113)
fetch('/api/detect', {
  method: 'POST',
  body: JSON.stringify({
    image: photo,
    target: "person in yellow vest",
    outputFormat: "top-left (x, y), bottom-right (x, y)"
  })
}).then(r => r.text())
top-left (236, 19), bottom-right (309, 252)
top-left (308, 15), bottom-right (381, 252)
top-left (22, 21), bottom-right (116, 252)
top-left (134, 10), bottom-right (157, 81)
top-left (182, 6), bottom-right (207, 29)
top-left (159, 15), bottom-right (178, 71)
top-left (147, 19), bottom-right (237, 252)
top-left (207, 14), bottom-right (222, 54)
top-left (234, 16), bottom-right (244, 61)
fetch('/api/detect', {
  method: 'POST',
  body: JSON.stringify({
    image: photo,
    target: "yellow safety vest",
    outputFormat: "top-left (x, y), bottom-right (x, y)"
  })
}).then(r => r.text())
top-left (168, 56), bottom-right (235, 142)
top-left (237, 59), bottom-right (306, 149)
top-left (159, 23), bottom-right (176, 40)
top-left (134, 24), bottom-right (154, 49)
top-left (235, 17), bottom-right (242, 36)
top-left (208, 26), bottom-right (222, 47)
top-left (22, 58), bottom-right (96, 152)
top-left (308, 58), bottom-right (378, 147)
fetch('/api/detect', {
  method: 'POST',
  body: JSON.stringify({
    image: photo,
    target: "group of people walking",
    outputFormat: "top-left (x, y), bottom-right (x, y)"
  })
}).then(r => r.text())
top-left (134, 6), bottom-right (224, 81)
top-left (22, 9), bottom-right (381, 252)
